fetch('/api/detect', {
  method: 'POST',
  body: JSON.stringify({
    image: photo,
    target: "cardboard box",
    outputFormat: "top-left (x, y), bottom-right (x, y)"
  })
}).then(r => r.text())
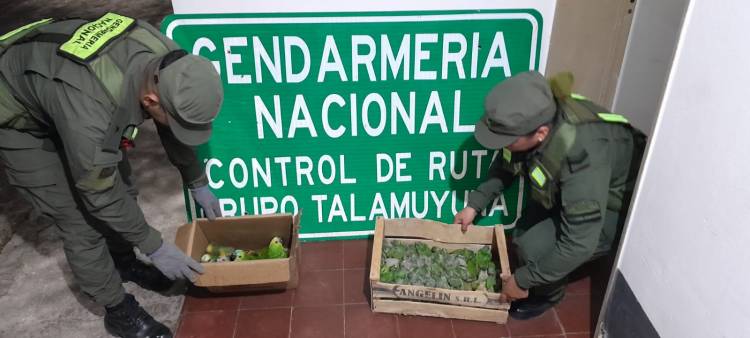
top-left (369, 217), bottom-right (511, 323)
top-left (174, 213), bottom-right (300, 292)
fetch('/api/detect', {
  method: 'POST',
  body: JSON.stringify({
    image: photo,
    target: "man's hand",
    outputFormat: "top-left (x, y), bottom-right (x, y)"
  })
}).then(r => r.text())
top-left (149, 241), bottom-right (205, 282)
top-left (190, 185), bottom-right (221, 220)
top-left (500, 274), bottom-right (529, 302)
top-left (453, 207), bottom-right (478, 232)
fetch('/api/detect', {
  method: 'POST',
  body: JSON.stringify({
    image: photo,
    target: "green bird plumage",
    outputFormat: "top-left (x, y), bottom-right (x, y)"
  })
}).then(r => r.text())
top-left (379, 240), bottom-right (501, 292)
top-left (267, 236), bottom-right (288, 259)
top-left (202, 237), bottom-right (288, 262)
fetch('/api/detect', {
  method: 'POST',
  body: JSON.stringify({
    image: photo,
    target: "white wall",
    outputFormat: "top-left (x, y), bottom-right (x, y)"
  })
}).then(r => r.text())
top-left (615, 0), bottom-right (750, 337)
top-left (611, 0), bottom-right (689, 135)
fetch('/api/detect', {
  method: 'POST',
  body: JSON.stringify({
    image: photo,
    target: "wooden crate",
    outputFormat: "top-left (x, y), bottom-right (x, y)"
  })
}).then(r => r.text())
top-left (369, 217), bottom-right (511, 323)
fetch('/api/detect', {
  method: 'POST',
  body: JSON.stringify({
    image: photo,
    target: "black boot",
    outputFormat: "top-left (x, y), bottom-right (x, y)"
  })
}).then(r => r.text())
top-left (509, 296), bottom-right (557, 320)
top-left (112, 252), bottom-right (175, 293)
top-left (105, 294), bottom-right (172, 338)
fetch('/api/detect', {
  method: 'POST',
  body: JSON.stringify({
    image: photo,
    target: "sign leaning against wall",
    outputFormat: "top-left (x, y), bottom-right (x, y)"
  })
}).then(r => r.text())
top-left (163, 9), bottom-right (551, 240)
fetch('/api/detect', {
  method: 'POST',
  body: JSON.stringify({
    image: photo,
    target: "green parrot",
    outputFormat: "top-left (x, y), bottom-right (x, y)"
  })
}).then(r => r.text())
top-left (485, 276), bottom-right (498, 293)
top-left (205, 243), bottom-right (219, 255)
top-left (476, 247), bottom-right (492, 270)
top-left (266, 236), bottom-right (288, 259)
top-left (218, 246), bottom-right (235, 258)
top-left (380, 265), bottom-right (396, 283)
top-left (233, 249), bottom-right (247, 261)
top-left (200, 253), bottom-right (217, 263)
top-left (252, 247), bottom-right (268, 259)
top-left (466, 257), bottom-right (479, 281)
top-left (415, 242), bottom-right (431, 256)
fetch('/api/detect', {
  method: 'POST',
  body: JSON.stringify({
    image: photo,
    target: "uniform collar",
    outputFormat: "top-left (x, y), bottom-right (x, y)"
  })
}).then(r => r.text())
top-left (120, 54), bottom-right (157, 127)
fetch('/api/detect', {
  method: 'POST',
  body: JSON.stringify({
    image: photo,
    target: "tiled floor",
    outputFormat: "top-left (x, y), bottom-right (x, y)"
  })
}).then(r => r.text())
top-left (176, 239), bottom-right (610, 338)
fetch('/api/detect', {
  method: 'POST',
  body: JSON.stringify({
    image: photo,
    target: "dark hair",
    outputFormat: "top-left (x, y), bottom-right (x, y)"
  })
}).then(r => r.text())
top-left (159, 49), bottom-right (188, 71)
top-left (154, 49), bottom-right (188, 84)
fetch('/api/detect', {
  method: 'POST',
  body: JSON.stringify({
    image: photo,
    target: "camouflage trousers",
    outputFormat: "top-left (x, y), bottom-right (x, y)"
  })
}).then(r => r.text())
top-left (0, 128), bottom-right (136, 307)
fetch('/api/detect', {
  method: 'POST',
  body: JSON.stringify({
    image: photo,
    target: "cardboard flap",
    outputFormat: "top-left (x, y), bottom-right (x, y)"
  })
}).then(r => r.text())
top-left (291, 211), bottom-right (302, 250)
top-left (293, 211), bottom-right (302, 233)
top-left (383, 218), bottom-right (494, 244)
top-left (196, 258), bottom-right (291, 287)
top-left (174, 222), bottom-right (195, 255)
top-left (196, 214), bottom-right (294, 250)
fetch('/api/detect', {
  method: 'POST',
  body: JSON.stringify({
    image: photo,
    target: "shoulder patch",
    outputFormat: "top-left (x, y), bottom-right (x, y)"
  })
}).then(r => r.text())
top-left (59, 12), bottom-right (135, 62)
top-left (530, 166), bottom-right (547, 187)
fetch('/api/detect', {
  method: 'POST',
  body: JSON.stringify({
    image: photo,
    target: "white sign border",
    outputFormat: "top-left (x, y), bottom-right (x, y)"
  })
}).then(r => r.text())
top-left (166, 12), bottom-right (542, 71)
top-left (168, 12), bottom-right (532, 237)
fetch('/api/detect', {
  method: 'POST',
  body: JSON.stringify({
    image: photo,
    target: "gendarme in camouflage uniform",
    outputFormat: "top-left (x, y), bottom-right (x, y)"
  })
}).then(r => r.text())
top-left (457, 71), bottom-right (645, 320)
top-left (0, 13), bottom-right (224, 337)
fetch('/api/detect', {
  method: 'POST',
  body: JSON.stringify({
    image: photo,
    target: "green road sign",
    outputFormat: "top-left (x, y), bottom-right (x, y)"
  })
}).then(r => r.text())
top-left (163, 10), bottom-right (543, 240)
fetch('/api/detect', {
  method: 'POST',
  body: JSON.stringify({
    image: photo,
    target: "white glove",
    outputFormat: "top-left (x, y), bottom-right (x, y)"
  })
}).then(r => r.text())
top-left (190, 185), bottom-right (221, 220)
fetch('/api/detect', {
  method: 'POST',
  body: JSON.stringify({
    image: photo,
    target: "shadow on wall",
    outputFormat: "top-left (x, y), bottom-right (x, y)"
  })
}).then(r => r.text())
top-left (0, 0), bottom-right (174, 34)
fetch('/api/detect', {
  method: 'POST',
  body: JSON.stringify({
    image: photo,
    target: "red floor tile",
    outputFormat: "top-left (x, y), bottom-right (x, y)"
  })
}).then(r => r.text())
top-left (291, 305), bottom-right (345, 338)
top-left (512, 335), bottom-right (564, 338)
top-left (294, 269), bottom-right (344, 307)
top-left (555, 294), bottom-right (593, 333)
top-left (344, 304), bottom-right (398, 338)
top-left (176, 310), bottom-right (237, 338)
top-left (344, 269), bottom-right (369, 304)
top-left (240, 289), bottom-right (295, 309)
top-left (301, 240), bottom-right (344, 271)
top-left (567, 333), bottom-right (593, 338)
top-left (566, 275), bottom-right (593, 296)
top-left (182, 293), bottom-right (242, 313)
top-left (343, 239), bottom-right (371, 269)
top-left (451, 318), bottom-right (509, 338)
top-left (506, 309), bottom-right (563, 337)
top-left (235, 308), bottom-right (292, 338)
top-left (398, 315), bottom-right (454, 338)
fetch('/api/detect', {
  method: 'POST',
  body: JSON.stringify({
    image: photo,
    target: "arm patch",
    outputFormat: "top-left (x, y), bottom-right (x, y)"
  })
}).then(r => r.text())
top-left (563, 200), bottom-right (601, 225)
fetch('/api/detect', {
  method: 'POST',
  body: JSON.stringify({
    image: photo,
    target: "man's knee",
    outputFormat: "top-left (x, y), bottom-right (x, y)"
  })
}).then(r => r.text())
top-left (9, 171), bottom-right (82, 222)
top-left (514, 236), bottom-right (554, 264)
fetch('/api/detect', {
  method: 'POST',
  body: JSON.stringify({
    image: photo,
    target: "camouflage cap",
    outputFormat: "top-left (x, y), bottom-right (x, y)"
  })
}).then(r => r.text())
top-left (474, 71), bottom-right (556, 149)
top-left (157, 52), bottom-right (223, 146)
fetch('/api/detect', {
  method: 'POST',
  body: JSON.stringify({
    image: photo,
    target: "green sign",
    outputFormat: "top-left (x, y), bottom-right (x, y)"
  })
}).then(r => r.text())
top-left (163, 10), bottom-right (543, 239)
